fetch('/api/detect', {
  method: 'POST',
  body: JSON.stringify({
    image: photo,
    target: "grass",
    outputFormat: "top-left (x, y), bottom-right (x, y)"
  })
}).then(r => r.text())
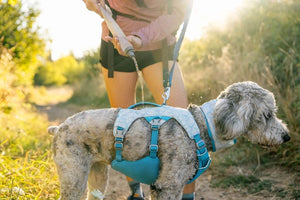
top-left (0, 151), bottom-right (59, 199)
top-left (211, 175), bottom-right (288, 197)
top-left (0, 93), bottom-right (60, 199)
top-left (206, 136), bottom-right (300, 199)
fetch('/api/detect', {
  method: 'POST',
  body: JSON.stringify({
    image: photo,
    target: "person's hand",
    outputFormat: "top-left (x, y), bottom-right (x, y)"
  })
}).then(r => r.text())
top-left (105, 35), bottom-right (143, 56)
top-left (127, 35), bottom-right (143, 49)
top-left (82, 0), bottom-right (104, 17)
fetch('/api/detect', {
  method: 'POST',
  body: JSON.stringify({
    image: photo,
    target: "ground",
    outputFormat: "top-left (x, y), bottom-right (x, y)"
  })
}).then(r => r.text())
top-left (35, 87), bottom-right (299, 200)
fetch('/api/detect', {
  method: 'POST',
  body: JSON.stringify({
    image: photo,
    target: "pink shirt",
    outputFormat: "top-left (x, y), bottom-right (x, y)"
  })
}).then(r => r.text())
top-left (102, 0), bottom-right (191, 51)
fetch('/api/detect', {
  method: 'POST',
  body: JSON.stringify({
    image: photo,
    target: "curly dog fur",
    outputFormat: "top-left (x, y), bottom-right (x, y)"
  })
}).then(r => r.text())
top-left (48, 81), bottom-right (290, 200)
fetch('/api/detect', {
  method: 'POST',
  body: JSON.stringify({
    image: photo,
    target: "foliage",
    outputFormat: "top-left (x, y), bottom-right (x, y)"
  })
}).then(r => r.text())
top-left (211, 175), bottom-right (290, 197)
top-left (180, 0), bottom-right (299, 172)
top-left (0, 1), bottom-right (59, 197)
top-left (0, 0), bottom-right (46, 86)
top-left (0, 48), bottom-right (58, 198)
top-left (0, 101), bottom-right (59, 199)
top-left (66, 49), bottom-right (111, 107)
top-left (34, 55), bottom-right (85, 86)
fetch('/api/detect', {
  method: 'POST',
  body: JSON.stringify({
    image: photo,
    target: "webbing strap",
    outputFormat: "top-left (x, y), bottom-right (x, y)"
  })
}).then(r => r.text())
top-left (114, 116), bottom-right (170, 161)
top-left (162, 0), bottom-right (173, 89)
top-left (162, 39), bottom-right (169, 88)
top-left (106, 0), bottom-right (117, 78)
top-left (114, 127), bottom-right (124, 161)
top-left (107, 31), bottom-right (115, 78)
top-left (149, 125), bottom-right (159, 158)
top-left (187, 134), bottom-right (211, 184)
top-left (169, 0), bottom-right (194, 87)
top-left (145, 116), bottom-right (171, 158)
top-left (162, 0), bottom-right (194, 103)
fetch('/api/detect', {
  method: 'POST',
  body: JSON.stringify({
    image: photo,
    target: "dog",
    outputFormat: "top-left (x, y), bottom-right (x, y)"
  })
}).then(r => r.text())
top-left (48, 81), bottom-right (290, 200)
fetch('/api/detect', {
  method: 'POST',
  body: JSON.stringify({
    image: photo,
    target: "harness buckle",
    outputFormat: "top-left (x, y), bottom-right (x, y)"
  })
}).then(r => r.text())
top-left (196, 140), bottom-right (206, 152)
top-left (115, 142), bottom-right (123, 150)
top-left (149, 144), bottom-right (158, 152)
top-left (115, 126), bottom-right (125, 138)
top-left (196, 140), bottom-right (205, 148)
top-left (115, 137), bottom-right (124, 150)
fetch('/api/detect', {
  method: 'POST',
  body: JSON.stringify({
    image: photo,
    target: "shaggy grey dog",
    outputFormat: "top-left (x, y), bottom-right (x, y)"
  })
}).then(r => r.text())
top-left (48, 81), bottom-right (290, 200)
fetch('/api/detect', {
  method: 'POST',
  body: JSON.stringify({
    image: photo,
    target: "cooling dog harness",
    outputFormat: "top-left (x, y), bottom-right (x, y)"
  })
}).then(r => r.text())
top-left (111, 103), bottom-right (211, 185)
top-left (111, 101), bottom-right (237, 185)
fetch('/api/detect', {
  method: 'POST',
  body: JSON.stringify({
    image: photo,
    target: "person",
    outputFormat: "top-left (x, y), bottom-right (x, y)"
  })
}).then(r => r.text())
top-left (82, 0), bottom-right (195, 199)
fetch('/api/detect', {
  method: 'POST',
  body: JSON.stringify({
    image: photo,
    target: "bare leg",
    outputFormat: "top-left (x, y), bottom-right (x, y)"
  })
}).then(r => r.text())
top-left (141, 61), bottom-right (188, 107)
top-left (102, 67), bottom-right (137, 108)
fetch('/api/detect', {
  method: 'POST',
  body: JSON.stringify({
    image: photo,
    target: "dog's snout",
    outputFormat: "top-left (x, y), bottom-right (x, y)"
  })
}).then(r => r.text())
top-left (282, 134), bottom-right (290, 143)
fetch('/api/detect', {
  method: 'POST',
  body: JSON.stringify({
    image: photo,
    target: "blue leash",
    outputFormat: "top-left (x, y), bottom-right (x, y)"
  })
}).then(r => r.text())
top-left (163, 0), bottom-right (194, 104)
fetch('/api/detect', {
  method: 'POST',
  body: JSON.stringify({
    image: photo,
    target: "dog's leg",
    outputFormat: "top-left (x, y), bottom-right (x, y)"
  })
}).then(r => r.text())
top-left (87, 162), bottom-right (109, 200)
top-left (150, 184), bottom-right (184, 200)
top-left (55, 155), bottom-right (91, 200)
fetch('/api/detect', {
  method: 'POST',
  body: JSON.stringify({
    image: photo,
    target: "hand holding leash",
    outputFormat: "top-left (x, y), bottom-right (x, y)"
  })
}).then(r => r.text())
top-left (105, 35), bottom-right (142, 57)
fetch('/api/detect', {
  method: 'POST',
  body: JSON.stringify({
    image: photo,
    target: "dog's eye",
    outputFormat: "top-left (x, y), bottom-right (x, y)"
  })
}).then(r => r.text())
top-left (264, 112), bottom-right (272, 120)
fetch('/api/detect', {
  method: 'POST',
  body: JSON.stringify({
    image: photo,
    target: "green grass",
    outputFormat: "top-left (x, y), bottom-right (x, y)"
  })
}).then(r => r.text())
top-left (211, 175), bottom-right (288, 197)
top-left (0, 102), bottom-right (60, 199)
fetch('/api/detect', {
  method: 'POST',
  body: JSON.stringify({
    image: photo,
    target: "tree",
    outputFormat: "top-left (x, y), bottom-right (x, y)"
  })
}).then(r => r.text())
top-left (0, 0), bottom-right (46, 86)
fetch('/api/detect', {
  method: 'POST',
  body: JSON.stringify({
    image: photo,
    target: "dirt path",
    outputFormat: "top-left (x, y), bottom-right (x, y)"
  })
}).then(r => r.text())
top-left (34, 87), bottom-right (298, 200)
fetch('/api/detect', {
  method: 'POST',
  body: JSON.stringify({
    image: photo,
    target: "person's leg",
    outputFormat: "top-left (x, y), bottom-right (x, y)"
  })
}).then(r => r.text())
top-left (142, 61), bottom-right (196, 199)
top-left (102, 67), bottom-right (138, 108)
top-left (102, 67), bottom-right (144, 199)
top-left (141, 61), bottom-right (188, 107)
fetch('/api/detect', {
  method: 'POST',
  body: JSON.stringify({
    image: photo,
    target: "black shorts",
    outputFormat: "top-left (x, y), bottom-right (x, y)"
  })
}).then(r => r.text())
top-left (100, 39), bottom-right (174, 72)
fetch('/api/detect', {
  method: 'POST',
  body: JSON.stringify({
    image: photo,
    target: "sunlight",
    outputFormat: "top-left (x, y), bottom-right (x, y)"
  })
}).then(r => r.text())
top-left (186, 0), bottom-right (243, 39)
top-left (23, 0), bottom-right (244, 59)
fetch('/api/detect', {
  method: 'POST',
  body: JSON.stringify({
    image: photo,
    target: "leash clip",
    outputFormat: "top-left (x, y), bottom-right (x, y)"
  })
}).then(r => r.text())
top-left (162, 87), bottom-right (170, 105)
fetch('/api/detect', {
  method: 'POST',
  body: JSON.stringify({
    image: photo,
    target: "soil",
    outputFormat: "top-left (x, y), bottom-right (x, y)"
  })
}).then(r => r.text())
top-left (35, 87), bottom-right (299, 200)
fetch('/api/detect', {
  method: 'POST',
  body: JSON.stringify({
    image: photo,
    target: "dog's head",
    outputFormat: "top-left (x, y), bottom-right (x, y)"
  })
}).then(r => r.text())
top-left (48, 122), bottom-right (92, 199)
top-left (214, 81), bottom-right (290, 146)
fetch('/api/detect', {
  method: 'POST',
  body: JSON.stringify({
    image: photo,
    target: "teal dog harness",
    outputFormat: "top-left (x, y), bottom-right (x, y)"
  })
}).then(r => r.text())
top-left (200, 100), bottom-right (237, 152)
top-left (111, 102), bottom-right (211, 185)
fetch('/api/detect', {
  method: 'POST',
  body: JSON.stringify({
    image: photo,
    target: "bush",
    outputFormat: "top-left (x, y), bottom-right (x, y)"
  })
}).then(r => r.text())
top-left (180, 0), bottom-right (299, 169)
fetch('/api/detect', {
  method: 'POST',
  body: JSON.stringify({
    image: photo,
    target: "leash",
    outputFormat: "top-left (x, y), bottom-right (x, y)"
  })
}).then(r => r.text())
top-left (162, 0), bottom-right (194, 105)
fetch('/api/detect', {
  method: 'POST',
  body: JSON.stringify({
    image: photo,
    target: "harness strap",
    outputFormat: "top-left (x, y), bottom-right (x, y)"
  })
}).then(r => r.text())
top-left (113, 116), bottom-right (171, 161)
top-left (105, 0), bottom-right (117, 78)
top-left (162, 0), bottom-right (194, 104)
top-left (107, 32), bottom-right (115, 78)
top-left (114, 126), bottom-right (124, 161)
top-left (162, 39), bottom-right (169, 88)
top-left (162, 0), bottom-right (173, 89)
top-left (149, 124), bottom-right (159, 158)
top-left (187, 134), bottom-right (211, 184)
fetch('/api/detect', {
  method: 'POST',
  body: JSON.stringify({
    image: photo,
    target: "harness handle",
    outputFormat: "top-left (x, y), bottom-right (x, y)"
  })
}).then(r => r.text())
top-left (128, 102), bottom-right (162, 109)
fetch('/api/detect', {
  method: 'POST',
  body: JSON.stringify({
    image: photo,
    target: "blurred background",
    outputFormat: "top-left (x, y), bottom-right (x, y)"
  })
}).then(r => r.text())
top-left (0, 0), bottom-right (299, 199)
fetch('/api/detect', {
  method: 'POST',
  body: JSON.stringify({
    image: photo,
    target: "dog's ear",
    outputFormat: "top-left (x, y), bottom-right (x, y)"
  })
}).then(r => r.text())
top-left (48, 126), bottom-right (58, 135)
top-left (214, 99), bottom-right (253, 140)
